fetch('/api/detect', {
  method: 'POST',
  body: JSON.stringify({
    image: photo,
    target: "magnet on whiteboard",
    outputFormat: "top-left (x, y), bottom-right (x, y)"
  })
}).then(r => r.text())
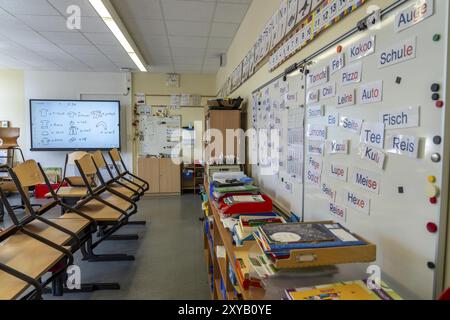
top-left (433, 34), bottom-right (441, 42)
top-left (429, 197), bottom-right (437, 205)
top-left (425, 184), bottom-right (439, 198)
top-left (398, 186), bottom-right (404, 194)
top-left (432, 93), bottom-right (440, 101)
top-left (395, 77), bottom-right (402, 84)
top-left (433, 136), bottom-right (442, 145)
top-left (427, 176), bottom-right (436, 183)
top-left (436, 100), bottom-right (444, 108)
top-left (431, 83), bottom-right (440, 92)
top-left (431, 153), bottom-right (441, 163)
top-left (337, 45), bottom-right (343, 53)
top-left (426, 222), bottom-right (438, 234)
top-left (427, 262), bottom-right (436, 269)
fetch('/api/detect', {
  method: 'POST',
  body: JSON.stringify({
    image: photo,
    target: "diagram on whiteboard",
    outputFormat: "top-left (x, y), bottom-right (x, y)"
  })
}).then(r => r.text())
top-left (30, 100), bottom-right (121, 150)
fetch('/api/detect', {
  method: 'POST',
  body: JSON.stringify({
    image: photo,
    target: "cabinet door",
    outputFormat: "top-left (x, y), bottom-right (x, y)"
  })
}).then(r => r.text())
top-left (159, 158), bottom-right (181, 193)
top-left (138, 157), bottom-right (160, 194)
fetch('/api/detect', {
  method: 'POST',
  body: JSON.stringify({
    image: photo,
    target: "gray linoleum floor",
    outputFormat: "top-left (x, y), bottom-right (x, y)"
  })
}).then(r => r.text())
top-left (1, 194), bottom-right (211, 300)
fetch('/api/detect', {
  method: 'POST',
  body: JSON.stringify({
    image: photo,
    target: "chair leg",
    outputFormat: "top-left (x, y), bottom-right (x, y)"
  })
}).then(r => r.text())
top-left (97, 224), bottom-right (139, 241)
top-left (83, 237), bottom-right (135, 262)
top-left (127, 221), bottom-right (146, 226)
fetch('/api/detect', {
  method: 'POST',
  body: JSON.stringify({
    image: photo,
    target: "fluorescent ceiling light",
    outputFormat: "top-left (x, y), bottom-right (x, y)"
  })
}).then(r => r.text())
top-left (89, 0), bottom-right (147, 72)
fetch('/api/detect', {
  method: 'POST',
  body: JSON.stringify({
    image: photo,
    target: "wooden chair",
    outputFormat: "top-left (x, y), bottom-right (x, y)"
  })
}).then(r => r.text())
top-left (0, 189), bottom-right (73, 300)
top-left (108, 148), bottom-right (149, 196)
top-left (56, 151), bottom-right (96, 194)
top-left (92, 150), bottom-right (140, 201)
top-left (74, 154), bottom-right (138, 261)
top-left (0, 127), bottom-right (20, 149)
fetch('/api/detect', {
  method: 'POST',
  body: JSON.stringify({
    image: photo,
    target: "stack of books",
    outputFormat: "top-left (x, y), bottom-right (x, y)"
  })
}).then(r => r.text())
top-left (254, 222), bottom-right (366, 261)
top-left (212, 185), bottom-right (260, 201)
top-left (285, 280), bottom-right (402, 300)
top-left (233, 213), bottom-right (286, 246)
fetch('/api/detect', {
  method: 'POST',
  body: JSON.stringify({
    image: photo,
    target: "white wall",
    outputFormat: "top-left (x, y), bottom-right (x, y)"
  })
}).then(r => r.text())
top-left (24, 71), bottom-right (133, 170)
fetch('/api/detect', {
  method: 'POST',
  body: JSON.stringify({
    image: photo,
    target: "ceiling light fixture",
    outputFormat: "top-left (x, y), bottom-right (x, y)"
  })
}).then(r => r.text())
top-left (89, 0), bottom-right (148, 72)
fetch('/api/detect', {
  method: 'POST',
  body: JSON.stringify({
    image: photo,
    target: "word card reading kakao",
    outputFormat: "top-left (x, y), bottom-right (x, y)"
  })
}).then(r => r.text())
top-left (348, 35), bottom-right (376, 62)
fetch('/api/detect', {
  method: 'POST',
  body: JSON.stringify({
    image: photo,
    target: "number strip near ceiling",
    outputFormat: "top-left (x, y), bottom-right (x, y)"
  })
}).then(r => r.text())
top-left (218, 0), bottom-right (368, 98)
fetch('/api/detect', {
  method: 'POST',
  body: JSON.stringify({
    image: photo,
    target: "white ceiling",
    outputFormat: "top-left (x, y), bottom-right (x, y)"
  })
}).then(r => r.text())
top-left (0, 0), bottom-right (251, 74)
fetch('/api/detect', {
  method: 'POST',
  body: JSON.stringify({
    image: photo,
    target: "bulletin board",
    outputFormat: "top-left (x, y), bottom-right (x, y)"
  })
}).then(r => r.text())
top-left (252, 72), bottom-right (306, 217)
top-left (137, 106), bottom-right (181, 157)
top-left (251, 0), bottom-right (450, 299)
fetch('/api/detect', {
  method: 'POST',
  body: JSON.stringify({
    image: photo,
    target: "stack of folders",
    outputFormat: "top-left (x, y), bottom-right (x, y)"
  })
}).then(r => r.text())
top-left (212, 185), bottom-right (260, 201)
top-left (254, 223), bottom-right (366, 261)
top-left (285, 280), bottom-right (402, 300)
top-left (233, 213), bottom-right (286, 247)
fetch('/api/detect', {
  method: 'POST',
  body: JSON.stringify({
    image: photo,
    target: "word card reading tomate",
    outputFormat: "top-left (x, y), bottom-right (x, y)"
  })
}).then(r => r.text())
top-left (341, 62), bottom-right (362, 86)
top-left (359, 81), bottom-right (383, 104)
top-left (307, 66), bottom-right (329, 88)
top-left (360, 144), bottom-right (386, 169)
top-left (395, 0), bottom-right (434, 32)
top-left (360, 122), bottom-right (385, 149)
top-left (352, 167), bottom-right (381, 194)
top-left (380, 106), bottom-right (420, 129)
top-left (378, 36), bottom-right (417, 69)
top-left (329, 203), bottom-right (347, 222)
top-left (344, 189), bottom-right (371, 215)
top-left (386, 134), bottom-right (420, 158)
top-left (348, 35), bottom-right (376, 62)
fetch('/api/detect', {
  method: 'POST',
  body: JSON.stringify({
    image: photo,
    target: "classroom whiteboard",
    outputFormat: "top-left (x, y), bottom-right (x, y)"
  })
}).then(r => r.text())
top-left (252, 72), bottom-right (306, 217)
top-left (30, 100), bottom-right (121, 151)
top-left (251, 0), bottom-right (450, 299)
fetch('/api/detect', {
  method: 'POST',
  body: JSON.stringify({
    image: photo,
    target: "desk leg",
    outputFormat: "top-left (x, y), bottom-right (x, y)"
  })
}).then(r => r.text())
top-left (0, 202), bottom-right (4, 222)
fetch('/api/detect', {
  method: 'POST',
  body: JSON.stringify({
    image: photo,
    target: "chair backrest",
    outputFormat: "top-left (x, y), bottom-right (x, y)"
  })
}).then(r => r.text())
top-left (109, 148), bottom-right (121, 162)
top-left (0, 128), bottom-right (20, 146)
top-left (11, 160), bottom-right (45, 188)
top-left (75, 154), bottom-right (97, 176)
top-left (92, 151), bottom-right (107, 169)
top-left (67, 151), bottom-right (89, 165)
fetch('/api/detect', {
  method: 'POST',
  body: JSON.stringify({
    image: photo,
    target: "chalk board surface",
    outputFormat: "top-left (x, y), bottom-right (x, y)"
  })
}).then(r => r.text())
top-left (30, 100), bottom-right (121, 151)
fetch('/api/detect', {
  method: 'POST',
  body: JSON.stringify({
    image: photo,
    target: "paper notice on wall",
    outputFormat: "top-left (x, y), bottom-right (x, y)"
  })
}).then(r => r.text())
top-left (135, 93), bottom-right (146, 106)
top-left (170, 95), bottom-right (181, 109)
top-left (181, 94), bottom-right (190, 106)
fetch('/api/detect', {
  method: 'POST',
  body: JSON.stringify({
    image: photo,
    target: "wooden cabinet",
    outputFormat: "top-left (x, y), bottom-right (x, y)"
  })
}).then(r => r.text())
top-left (138, 157), bottom-right (181, 195)
top-left (205, 110), bottom-right (241, 163)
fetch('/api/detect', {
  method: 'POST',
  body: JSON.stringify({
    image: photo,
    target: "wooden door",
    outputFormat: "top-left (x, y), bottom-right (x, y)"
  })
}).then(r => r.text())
top-left (159, 158), bottom-right (181, 193)
top-left (138, 157), bottom-right (160, 194)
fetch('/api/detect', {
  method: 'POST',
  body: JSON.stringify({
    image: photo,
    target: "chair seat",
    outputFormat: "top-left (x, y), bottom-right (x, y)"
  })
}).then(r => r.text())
top-left (75, 200), bottom-right (123, 222)
top-left (24, 215), bottom-right (90, 246)
top-left (110, 185), bottom-right (136, 198)
top-left (0, 232), bottom-right (66, 300)
top-left (99, 193), bottom-right (133, 211)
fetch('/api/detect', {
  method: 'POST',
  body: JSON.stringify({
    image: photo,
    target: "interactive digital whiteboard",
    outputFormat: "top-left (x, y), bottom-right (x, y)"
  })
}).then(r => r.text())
top-left (30, 100), bottom-right (121, 151)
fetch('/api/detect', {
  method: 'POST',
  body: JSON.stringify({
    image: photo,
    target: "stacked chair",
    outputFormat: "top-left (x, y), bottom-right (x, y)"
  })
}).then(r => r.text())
top-left (0, 149), bottom-right (148, 300)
